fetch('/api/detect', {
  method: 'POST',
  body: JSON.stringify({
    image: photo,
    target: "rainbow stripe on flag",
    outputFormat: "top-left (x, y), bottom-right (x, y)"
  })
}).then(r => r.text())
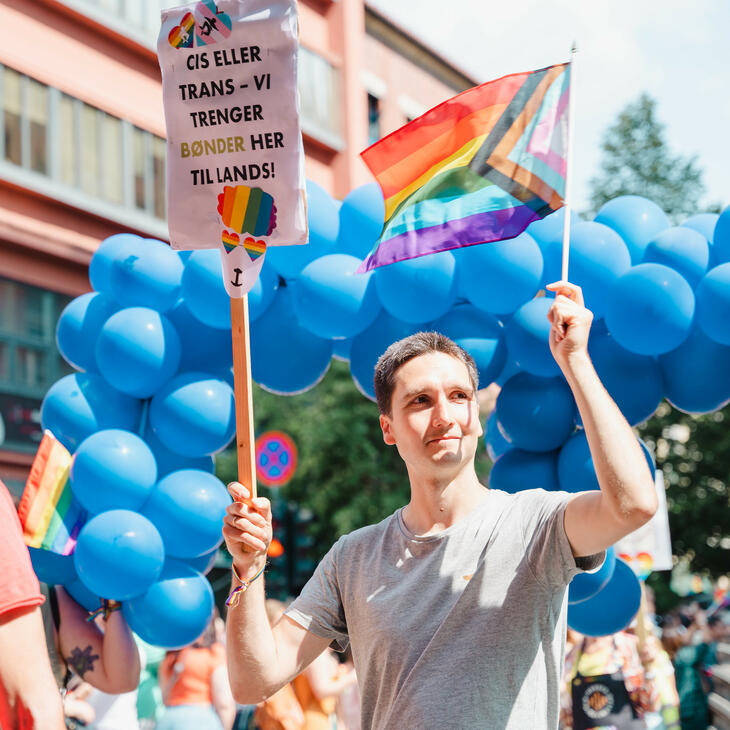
top-left (359, 62), bottom-right (570, 271)
top-left (17, 431), bottom-right (86, 555)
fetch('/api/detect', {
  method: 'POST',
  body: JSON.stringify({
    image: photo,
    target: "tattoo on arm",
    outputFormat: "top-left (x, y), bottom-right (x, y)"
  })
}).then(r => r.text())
top-left (65, 645), bottom-right (100, 679)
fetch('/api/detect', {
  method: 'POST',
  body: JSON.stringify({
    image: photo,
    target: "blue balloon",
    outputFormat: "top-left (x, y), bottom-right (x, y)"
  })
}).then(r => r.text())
top-left (348, 310), bottom-right (417, 401)
top-left (71, 430), bottom-right (157, 514)
top-left (558, 431), bottom-right (654, 493)
top-left (56, 293), bottom-right (119, 373)
top-left (293, 254), bottom-right (381, 338)
top-left (696, 264), bottom-right (730, 346)
top-left (681, 213), bottom-right (719, 243)
top-left (485, 412), bottom-right (512, 462)
top-left (41, 373), bottom-right (143, 452)
top-left (568, 546), bottom-right (616, 605)
top-left (108, 238), bottom-right (183, 313)
top-left (332, 337), bottom-right (352, 363)
top-left (526, 209), bottom-right (582, 287)
top-left (74, 510), bottom-right (165, 601)
top-left (712, 206), bottom-right (730, 265)
top-left (181, 249), bottom-right (230, 329)
top-left (604, 264), bottom-right (694, 355)
top-left (337, 183), bottom-right (385, 259)
top-left (488, 449), bottom-right (560, 493)
top-left (659, 324), bottom-right (730, 413)
top-left (96, 308), bottom-right (181, 398)
top-left (181, 547), bottom-right (219, 575)
top-left (375, 251), bottom-right (457, 324)
top-left (65, 577), bottom-right (102, 612)
top-left (494, 356), bottom-right (522, 387)
top-left (149, 372), bottom-right (236, 457)
top-left (167, 299), bottom-right (232, 375)
top-left (123, 560), bottom-right (214, 649)
top-left (568, 558), bottom-right (641, 637)
top-left (594, 196), bottom-right (670, 264)
top-left (251, 286), bottom-right (332, 395)
top-left (504, 297), bottom-right (559, 377)
top-left (142, 421), bottom-right (214, 478)
top-left (431, 304), bottom-right (507, 387)
top-left (248, 259), bottom-right (279, 323)
top-left (143, 470), bottom-right (230, 559)
top-left (460, 233), bottom-right (542, 316)
top-left (496, 373), bottom-right (575, 453)
top-left (587, 331), bottom-right (663, 426)
top-left (28, 548), bottom-right (77, 586)
top-left (566, 222), bottom-right (631, 318)
top-left (267, 180), bottom-right (339, 279)
top-left (642, 226), bottom-right (709, 289)
top-left (89, 234), bottom-right (144, 294)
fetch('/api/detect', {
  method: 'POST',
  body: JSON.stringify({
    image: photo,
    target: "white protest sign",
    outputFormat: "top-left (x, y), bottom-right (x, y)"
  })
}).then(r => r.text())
top-left (158, 0), bottom-right (307, 296)
top-left (615, 470), bottom-right (673, 575)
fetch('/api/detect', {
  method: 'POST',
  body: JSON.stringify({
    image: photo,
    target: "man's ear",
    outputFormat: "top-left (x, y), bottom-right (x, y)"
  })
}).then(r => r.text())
top-left (380, 414), bottom-right (396, 445)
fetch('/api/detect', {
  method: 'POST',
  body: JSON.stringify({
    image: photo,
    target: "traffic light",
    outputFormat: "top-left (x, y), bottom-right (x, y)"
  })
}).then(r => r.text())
top-left (287, 505), bottom-right (317, 595)
top-left (265, 501), bottom-right (289, 599)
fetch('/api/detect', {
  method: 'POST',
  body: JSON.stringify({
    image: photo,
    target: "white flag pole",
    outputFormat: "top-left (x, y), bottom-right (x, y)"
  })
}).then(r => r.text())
top-left (560, 42), bottom-right (578, 282)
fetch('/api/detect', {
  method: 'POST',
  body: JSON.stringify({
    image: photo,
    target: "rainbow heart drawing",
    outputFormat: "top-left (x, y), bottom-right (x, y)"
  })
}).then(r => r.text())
top-left (221, 230), bottom-right (240, 253)
top-left (221, 231), bottom-right (267, 262)
top-left (168, 12), bottom-right (195, 48)
top-left (243, 237), bottom-right (267, 261)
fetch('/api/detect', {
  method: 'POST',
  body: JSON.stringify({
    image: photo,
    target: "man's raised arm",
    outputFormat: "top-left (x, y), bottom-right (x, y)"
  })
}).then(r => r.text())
top-left (222, 483), bottom-right (331, 703)
top-left (546, 281), bottom-right (658, 558)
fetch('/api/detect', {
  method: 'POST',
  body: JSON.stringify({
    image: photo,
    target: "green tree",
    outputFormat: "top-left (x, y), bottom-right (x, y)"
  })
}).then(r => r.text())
top-left (589, 94), bottom-right (730, 605)
top-left (589, 93), bottom-right (709, 221)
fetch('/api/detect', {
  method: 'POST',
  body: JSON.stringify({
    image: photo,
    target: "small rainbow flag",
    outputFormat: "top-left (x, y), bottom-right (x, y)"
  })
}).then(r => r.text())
top-left (359, 63), bottom-right (570, 272)
top-left (222, 230), bottom-right (240, 253)
top-left (243, 237), bottom-right (266, 261)
top-left (17, 431), bottom-right (86, 555)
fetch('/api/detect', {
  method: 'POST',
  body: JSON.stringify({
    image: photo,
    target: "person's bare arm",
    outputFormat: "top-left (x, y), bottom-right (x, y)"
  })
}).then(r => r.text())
top-left (56, 588), bottom-right (140, 693)
top-left (223, 483), bottom-right (331, 703)
top-left (211, 664), bottom-right (236, 730)
top-left (0, 604), bottom-right (66, 729)
top-left (304, 652), bottom-right (357, 700)
top-left (546, 281), bottom-right (658, 557)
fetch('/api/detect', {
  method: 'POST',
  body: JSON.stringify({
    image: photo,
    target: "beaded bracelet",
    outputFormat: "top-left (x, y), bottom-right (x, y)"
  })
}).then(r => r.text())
top-left (225, 562), bottom-right (267, 607)
top-left (86, 599), bottom-right (122, 623)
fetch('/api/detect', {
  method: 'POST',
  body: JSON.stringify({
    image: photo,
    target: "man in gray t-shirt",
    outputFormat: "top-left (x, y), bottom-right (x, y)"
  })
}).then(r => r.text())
top-left (221, 282), bottom-right (658, 729)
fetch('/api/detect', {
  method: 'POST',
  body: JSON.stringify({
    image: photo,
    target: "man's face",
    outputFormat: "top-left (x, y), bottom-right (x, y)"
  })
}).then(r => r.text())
top-left (379, 352), bottom-right (482, 477)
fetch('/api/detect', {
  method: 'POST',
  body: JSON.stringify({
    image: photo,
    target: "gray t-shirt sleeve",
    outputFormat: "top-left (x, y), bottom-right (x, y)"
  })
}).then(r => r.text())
top-left (284, 537), bottom-right (349, 652)
top-left (522, 489), bottom-right (604, 590)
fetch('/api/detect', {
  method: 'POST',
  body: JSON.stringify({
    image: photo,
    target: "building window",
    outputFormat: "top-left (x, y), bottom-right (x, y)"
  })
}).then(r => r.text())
top-left (298, 47), bottom-right (343, 147)
top-left (368, 93), bottom-right (381, 146)
top-left (0, 64), bottom-right (167, 223)
top-left (0, 278), bottom-right (72, 452)
top-left (3, 67), bottom-right (22, 166)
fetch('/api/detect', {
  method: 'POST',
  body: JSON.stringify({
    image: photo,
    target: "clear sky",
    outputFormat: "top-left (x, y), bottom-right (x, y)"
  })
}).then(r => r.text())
top-left (368, 0), bottom-right (729, 216)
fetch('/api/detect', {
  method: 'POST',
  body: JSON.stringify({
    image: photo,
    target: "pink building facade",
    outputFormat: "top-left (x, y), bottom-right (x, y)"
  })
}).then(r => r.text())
top-left (0, 0), bottom-right (476, 488)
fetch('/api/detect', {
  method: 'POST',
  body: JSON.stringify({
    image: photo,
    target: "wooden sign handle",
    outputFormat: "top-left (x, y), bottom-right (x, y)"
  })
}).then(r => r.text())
top-left (230, 295), bottom-right (257, 499)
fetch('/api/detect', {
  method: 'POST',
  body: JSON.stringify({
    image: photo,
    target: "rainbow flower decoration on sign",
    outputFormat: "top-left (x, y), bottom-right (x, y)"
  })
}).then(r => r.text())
top-left (168, 1), bottom-right (231, 49)
top-left (218, 185), bottom-right (277, 238)
top-left (17, 431), bottom-right (86, 555)
top-left (359, 63), bottom-right (570, 271)
top-left (618, 551), bottom-right (654, 581)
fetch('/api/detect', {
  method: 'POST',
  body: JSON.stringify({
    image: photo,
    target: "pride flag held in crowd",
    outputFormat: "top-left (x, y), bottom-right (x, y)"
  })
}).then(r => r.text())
top-left (359, 62), bottom-right (571, 271)
top-left (17, 431), bottom-right (85, 555)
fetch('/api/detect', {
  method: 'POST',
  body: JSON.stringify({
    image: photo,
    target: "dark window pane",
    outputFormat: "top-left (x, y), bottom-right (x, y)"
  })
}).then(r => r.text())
top-left (16, 346), bottom-right (47, 388)
top-left (368, 93), bottom-right (380, 146)
top-left (59, 94), bottom-right (76, 186)
top-left (3, 68), bottom-right (22, 165)
top-left (152, 136), bottom-right (166, 219)
top-left (28, 79), bottom-right (48, 174)
top-left (133, 127), bottom-right (146, 210)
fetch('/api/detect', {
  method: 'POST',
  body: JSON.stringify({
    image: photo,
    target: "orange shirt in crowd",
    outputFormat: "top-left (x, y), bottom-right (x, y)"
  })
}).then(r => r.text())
top-left (159, 643), bottom-right (226, 707)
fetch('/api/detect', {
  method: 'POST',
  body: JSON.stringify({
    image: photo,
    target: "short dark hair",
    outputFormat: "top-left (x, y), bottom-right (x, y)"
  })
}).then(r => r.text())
top-left (373, 332), bottom-right (479, 415)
